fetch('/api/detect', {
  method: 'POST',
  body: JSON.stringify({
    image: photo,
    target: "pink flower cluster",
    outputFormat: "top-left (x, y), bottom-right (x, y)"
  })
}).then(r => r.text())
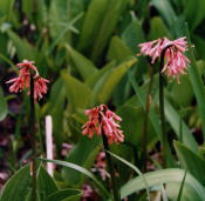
top-left (138, 37), bottom-right (190, 80)
top-left (6, 60), bottom-right (49, 100)
top-left (82, 104), bottom-right (124, 144)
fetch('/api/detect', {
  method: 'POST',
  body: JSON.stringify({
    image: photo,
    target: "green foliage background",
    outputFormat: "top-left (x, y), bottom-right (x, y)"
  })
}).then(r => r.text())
top-left (1, 0), bottom-right (205, 200)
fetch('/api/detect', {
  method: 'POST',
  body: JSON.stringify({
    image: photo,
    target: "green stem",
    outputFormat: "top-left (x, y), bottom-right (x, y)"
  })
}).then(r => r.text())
top-left (102, 134), bottom-right (120, 201)
top-left (141, 67), bottom-right (154, 172)
top-left (159, 49), bottom-right (168, 168)
top-left (30, 76), bottom-right (37, 201)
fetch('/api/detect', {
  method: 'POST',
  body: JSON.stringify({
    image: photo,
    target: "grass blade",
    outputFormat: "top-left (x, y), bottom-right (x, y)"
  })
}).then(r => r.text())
top-left (39, 158), bottom-right (110, 198)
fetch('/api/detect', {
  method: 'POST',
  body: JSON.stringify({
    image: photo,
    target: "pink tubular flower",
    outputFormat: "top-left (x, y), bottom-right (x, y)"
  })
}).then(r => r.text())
top-left (138, 37), bottom-right (190, 80)
top-left (82, 104), bottom-right (124, 144)
top-left (34, 77), bottom-right (49, 100)
top-left (138, 37), bottom-right (170, 64)
top-left (6, 60), bottom-right (49, 100)
top-left (6, 76), bottom-right (25, 93)
top-left (17, 60), bottom-right (37, 73)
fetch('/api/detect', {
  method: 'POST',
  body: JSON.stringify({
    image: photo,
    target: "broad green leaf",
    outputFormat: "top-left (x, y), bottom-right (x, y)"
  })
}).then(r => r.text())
top-left (107, 36), bottom-right (133, 62)
top-left (61, 72), bottom-right (92, 110)
top-left (129, 73), bottom-right (162, 141)
top-left (86, 61), bottom-right (116, 88)
top-left (186, 31), bottom-right (205, 138)
top-left (192, 35), bottom-right (205, 60)
top-left (174, 141), bottom-right (205, 185)
top-left (169, 75), bottom-right (193, 107)
top-left (40, 158), bottom-right (110, 198)
top-left (7, 31), bottom-right (39, 61)
top-left (22, 0), bottom-right (47, 25)
top-left (0, 165), bottom-right (31, 201)
top-left (96, 57), bottom-right (136, 103)
top-left (184, 0), bottom-right (205, 30)
top-left (49, 0), bottom-right (70, 39)
top-left (121, 168), bottom-right (205, 200)
top-left (48, 13), bottom-right (83, 54)
top-left (0, 0), bottom-right (14, 21)
top-left (65, 44), bottom-right (98, 81)
top-left (108, 151), bottom-right (151, 201)
top-left (0, 87), bottom-right (7, 121)
top-left (117, 105), bottom-right (157, 147)
top-left (151, 0), bottom-right (177, 29)
top-left (91, 0), bottom-right (129, 61)
top-left (176, 170), bottom-right (187, 201)
top-left (122, 18), bottom-right (145, 53)
top-left (148, 17), bottom-right (170, 40)
top-left (37, 166), bottom-right (58, 201)
top-left (47, 78), bottom-right (66, 145)
top-left (78, 0), bottom-right (109, 51)
top-left (62, 136), bottom-right (100, 187)
top-left (164, 99), bottom-right (198, 153)
top-left (167, 182), bottom-right (201, 201)
top-left (45, 189), bottom-right (82, 201)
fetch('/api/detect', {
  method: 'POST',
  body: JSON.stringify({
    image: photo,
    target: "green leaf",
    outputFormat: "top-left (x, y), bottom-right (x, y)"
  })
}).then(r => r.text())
top-left (120, 168), bottom-right (205, 200)
top-left (148, 17), bottom-right (170, 40)
top-left (108, 151), bottom-right (151, 201)
top-left (0, 165), bottom-right (31, 201)
top-left (47, 78), bottom-right (66, 145)
top-left (7, 31), bottom-right (39, 61)
top-left (0, 0), bottom-right (14, 21)
top-left (48, 13), bottom-right (83, 54)
top-left (184, 0), bottom-right (205, 30)
top-left (61, 72), bottom-right (92, 110)
top-left (65, 44), bottom-right (98, 81)
top-left (129, 73), bottom-right (162, 141)
top-left (151, 0), bottom-right (177, 29)
top-left (45, 189), bottom-right (82, 201)
top-left (96, 57), bottom-right (136, 103)
top-left (174, 141), bottom-right (205, 185)
top-left (122, 18), bottom-right (145, 53)
top-left (176, 170), bottom-right (187, 201)
top-left (192, 35), bottom-right (205, 60)
top-left (107, 36), bottom-right (133, 62)
top-left (62, 136), bottom-right (100, 187)
top-left (37, 166), bottom-right (58, 201)
top-left (91, 0), bottom-right (129, 61)
top-left (0, 87), bottom-right (7, 121)
top-left (117, 105), bottom-right (157, 146)
top-left (169, 75), bottom-right (193, 107)
top-left (49, 0), bottom-right (70, 39)
top-left (164, 99), bottom-right (198, 153)
top-left (78, 0), bottom-right (109, 51)
top-left (40, 158), bottom-right (110, 198)
top-left (86, 61), bottom-right (116, 88)
top-left (186, 28), bottom-right (205, 138)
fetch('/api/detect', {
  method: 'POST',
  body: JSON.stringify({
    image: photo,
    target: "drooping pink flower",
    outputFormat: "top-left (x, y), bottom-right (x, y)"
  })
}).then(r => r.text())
top-left (162, 47), bottom-right (190, 80)
top-left (82, 105), bottom-right (124, 144)
top-left (17, 60), bottom-right (37, 74)
top-left (138, 37), bottom-right (170, 64)
top-left (6, 76), bottom-right (26, 93)
top-left (138, 37), bottom-right (190, 79)
top-left (6, 60), bottom-right (49, 100)
top-left (33, 77), bottom-right (49, 100)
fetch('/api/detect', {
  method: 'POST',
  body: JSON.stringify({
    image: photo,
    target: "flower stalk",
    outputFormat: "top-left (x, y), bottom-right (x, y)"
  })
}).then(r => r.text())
top-left (141, 67), bottom-right (154, 171)
top-left (159, 47), bottom-right (169, 167)
top-left (101, 134), bottom-right (120, 201)
top-left (30, 75), bottom-right (37, 201)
